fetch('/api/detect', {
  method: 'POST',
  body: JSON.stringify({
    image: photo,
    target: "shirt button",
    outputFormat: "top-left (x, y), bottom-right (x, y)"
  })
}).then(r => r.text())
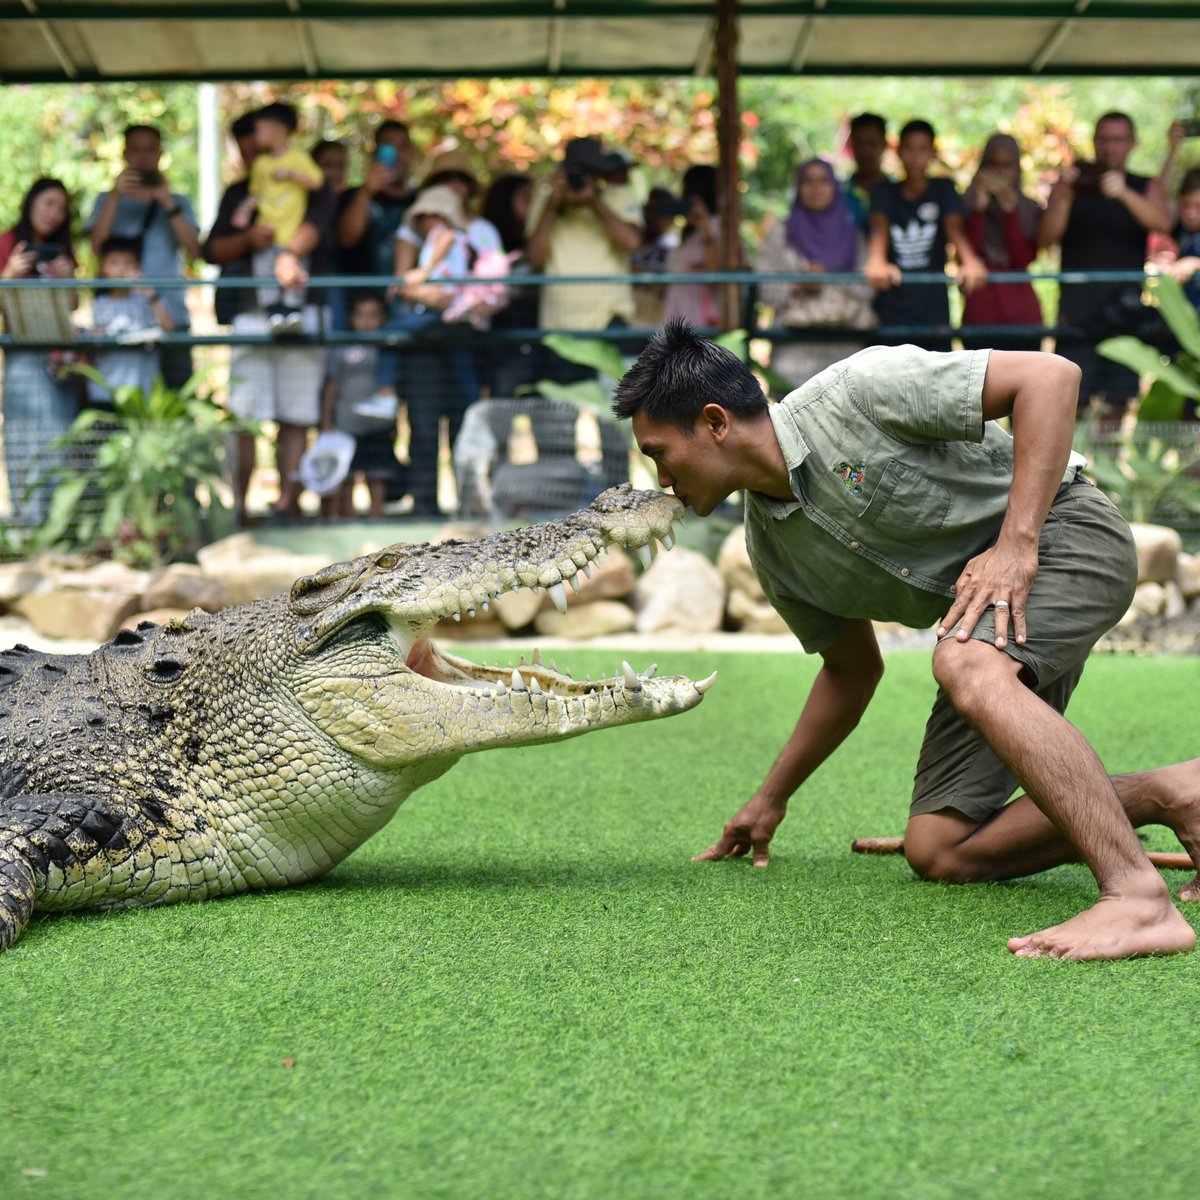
top-left (850, 540), bottom-right (860, 550)
top-left (900, 568), bottom-right (910, 577)
top-left (805, 504), bottom-right (814, 513)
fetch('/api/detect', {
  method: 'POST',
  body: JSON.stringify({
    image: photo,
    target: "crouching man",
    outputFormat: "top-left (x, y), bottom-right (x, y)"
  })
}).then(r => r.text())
top-left (613, 319), bottom-right (1199, 960)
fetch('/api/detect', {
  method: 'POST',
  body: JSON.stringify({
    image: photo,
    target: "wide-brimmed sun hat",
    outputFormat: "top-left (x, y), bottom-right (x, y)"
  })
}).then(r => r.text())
top-left (298, 430), bottom-right (356, 496)
top-left (405, 184), bottom-right (468, 230)
top-left (420, 148), bottom-right (478, 191)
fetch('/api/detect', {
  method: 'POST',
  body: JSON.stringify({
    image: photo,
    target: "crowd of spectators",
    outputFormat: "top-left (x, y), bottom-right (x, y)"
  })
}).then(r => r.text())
top-left (2, 103), bottom-right (1197, 528)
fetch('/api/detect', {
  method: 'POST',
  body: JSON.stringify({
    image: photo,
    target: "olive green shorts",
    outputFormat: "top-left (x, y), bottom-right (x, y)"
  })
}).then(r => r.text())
top-left (909, 479), bottom-right (1138, 825)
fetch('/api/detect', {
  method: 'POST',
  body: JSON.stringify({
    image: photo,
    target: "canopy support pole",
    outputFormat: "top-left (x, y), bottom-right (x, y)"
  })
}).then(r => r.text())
top-left (715, 0), bottom-right (741, 330)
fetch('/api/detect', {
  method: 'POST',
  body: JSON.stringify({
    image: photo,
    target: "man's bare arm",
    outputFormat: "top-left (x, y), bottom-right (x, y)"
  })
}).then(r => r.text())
top-left (936, 349), bottom-right (1080, 648)
top-left (694, 620), bottom-right (884, 867)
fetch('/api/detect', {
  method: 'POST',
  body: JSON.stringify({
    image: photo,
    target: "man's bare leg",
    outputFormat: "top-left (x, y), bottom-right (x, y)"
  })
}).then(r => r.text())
top-left (906, 759), bottom-right (1200, 891)
top-left (926, 639), bottom-right (1196, 960)
top-left (275, 421), bottom-right (308, 518)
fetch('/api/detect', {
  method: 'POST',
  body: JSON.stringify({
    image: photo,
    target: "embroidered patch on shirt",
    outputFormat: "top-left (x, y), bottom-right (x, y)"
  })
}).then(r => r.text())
top-left (833, 461), bottom-right (866, 495)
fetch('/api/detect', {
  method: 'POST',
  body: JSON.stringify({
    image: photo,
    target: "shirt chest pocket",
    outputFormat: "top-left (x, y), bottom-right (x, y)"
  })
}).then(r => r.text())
top-left (856, 459), bottom-right (952, 547)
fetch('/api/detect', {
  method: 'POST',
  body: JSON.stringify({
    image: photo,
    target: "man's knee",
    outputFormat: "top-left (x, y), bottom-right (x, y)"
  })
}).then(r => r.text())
top-left (931, 639), bottom-right (1020, 724)
top-left (904, 812), bottom-right (980, 884)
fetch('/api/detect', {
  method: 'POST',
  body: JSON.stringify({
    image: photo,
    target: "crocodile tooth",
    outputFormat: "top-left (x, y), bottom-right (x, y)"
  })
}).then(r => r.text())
top-left (531, 648), bottom-right (543, 666)
top-left (467, 608), bottom-right (476, 618)
top-left (635, 543), bottom-right (652, 569)
top-left (694, 671), bottom-right (718, 694)
top-left (622, 661), bottom-right (640, 691)
top-left (547, 687), bottom-right (557, 698)
top-left (519, 655), bottom-right (526, 666)
top-left (511, 669), bottom-right (526, 691)
top-left (529, 676), bottom-right (542, 694)
top-left (481, 601), bottom-right (489, 613)
top-left (581, 562), bottom-right (592, 579)
top-left (549, 658), bottom-right (558, 672)
top-left (452, 612), bottom-right (462, 622)
top-left (495, 678), bottom-right (507, 696)
top-left (548, 582), bottom-right (568, 615)
top-left (568, 573), bottom-right (580, 594)
top-left (645, 663), bottom-right (658, 678)
top-left (532, 585), bottom-right (541, 595)
top-left (662, 529), bottom-right (675, 550)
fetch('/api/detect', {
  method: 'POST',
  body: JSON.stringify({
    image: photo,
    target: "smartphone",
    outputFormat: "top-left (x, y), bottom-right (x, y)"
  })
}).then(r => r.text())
top-left (31, 243), bottom-right (62, 264)
top-left (140, 169), bottom-right (161, 187)
top-left (376, 144), bottom-right (398, 171)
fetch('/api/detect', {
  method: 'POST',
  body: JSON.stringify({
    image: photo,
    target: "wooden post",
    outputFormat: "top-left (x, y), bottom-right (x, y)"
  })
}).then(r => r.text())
top-left (715, 0), bottom-right (741, 330)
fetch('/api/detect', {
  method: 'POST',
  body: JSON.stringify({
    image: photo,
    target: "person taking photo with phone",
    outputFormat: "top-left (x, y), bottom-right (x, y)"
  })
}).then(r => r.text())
top-left (0, 177), bottom-right (79, 528)
top-left (85, 123), bottom-right (201, 389)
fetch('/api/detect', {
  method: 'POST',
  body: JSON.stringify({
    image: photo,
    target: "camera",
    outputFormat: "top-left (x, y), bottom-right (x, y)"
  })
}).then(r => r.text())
top-left (31, 243), bottom-right (62, 265)
top-left (1073, 161), bottom-right (1104, 191)
top-left (657, 194), bottom-right (694, 220)
top-left (139, 169), bottom-right (161, 187)
top-left (564, 165), bottom-right (589, 193)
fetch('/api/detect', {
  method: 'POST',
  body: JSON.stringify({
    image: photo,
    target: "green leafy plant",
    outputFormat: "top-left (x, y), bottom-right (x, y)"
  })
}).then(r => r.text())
top-left (1092, 274), bottom-right (1200, 530)
top-left (33, 368), bottom-right (244, 567)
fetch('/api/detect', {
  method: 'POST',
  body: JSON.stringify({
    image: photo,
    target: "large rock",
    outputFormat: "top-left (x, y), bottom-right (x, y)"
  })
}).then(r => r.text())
top-left (0, 560), bottom-right (58, 608)
top-left (1129, 580), bottom-right (1167, 620)
top-left (14, 587), bottom-right (142, 643)
top-left (726, 586), bottom-right (789, 634)
top-left (492, 586), bottom-right (544, 631)
top-left (1177, 552), bottom-right (1200, 602)
top-left (716, 525), bottom-right (760, 597)
top-left (1130, 523), bottom-right (1182, 585)
top-left (197, 534), bottom-right (329, 606)
top-left (575, 547), bottom-right (636, 603)
top-left (634, 547), bottom-right (724, 634)
top-left (533, 599), bottom-right (636, 640)
top-left (143, 563), bottom-right (228, 614)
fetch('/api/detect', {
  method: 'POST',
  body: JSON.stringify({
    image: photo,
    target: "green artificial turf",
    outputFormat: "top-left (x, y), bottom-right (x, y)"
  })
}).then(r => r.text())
top-left (2, 650), bottom-right (1199, 1199)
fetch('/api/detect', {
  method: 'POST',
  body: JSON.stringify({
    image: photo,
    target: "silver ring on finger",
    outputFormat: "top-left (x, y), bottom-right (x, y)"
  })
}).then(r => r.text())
top-left (993, 599), bottom-right (1009, 610)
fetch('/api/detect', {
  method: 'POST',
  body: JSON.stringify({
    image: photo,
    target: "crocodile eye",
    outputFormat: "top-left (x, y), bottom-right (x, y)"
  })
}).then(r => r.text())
top-left (375, 553), bottom-right (400, 571)
top-left (144, 659), bottom-right (184, 684)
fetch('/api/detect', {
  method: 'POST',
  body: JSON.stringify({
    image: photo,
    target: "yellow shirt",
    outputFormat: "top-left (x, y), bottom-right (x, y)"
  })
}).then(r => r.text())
top-left (527, 182), bottom-right (640, 330)
top-left (250, 147), bottom-right (324, 246)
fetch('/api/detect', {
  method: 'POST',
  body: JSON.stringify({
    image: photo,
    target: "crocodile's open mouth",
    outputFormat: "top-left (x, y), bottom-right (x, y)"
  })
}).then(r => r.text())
top-left (390, 513), bottom-right (715, 701)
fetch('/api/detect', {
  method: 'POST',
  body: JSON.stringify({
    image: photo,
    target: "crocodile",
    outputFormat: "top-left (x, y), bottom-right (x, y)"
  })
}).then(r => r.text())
top-left (0, 485), bottom-right (713, 951)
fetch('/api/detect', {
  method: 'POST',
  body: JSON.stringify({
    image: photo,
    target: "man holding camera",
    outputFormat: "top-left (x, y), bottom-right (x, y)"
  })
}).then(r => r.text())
top-left (526, 136), bottom-right (642, 336)
top-left (86, 124), bottom-right (201, 389)
top-left (1039, 111), bottom-right (1171, 415)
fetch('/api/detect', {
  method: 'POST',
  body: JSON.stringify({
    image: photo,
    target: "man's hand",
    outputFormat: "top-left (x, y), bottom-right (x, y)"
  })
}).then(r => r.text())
top-left (246, 223), bottom-right (276, 251)
top-left (693, 794), bottom-right (788, 869)
top-left (936, 540), bottom-right (1040, 649)
top-left (274, 249), bottom-right (308, 291)
top-left (866, 259), bottom-right (901, 290)
top-left (957, 257), bottom-right (989, 296)
top-left (363, 159), bottom-right (395, 197)
top-left (1099, 170), bottom-right (1128, 201)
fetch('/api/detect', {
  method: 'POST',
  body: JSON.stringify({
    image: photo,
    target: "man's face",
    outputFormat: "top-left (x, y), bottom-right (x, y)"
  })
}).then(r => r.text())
top-left (1178, 189), bottom-right (1200, 234)
top-left (898, 133), bottom-right (934, 181)
top-left (849, 125), bottom-right (886, 174)
top-left (1094, 118), bottom-right (1135, 170)
top-left (124, 130), bottom-right (162, 172)
top-left (632, 409), bottom-right (731, 517)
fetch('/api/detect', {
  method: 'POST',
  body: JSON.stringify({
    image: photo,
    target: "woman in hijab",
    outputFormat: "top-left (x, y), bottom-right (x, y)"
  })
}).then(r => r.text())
top-left (755, 158), bottom-right (876, 391)
top-left (959, 133), bottom-right (1044, 349)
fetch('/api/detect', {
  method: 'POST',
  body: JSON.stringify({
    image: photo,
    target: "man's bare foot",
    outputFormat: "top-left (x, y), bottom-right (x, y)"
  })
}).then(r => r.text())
top-left (1149, 758), bottom-right (1200, 903)
top-left (1008, 885), bottom-right (1196, 961)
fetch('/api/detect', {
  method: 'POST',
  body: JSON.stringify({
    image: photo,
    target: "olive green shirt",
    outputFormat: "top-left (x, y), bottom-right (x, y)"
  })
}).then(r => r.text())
top-left (745, 344), bottom-right (1017, 653)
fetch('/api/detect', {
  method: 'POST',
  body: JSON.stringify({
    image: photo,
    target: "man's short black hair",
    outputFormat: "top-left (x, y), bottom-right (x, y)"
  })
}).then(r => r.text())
top-left (377, 119), bottom-right (410, 142)
top-left (899, 119), bottom-right (936, 144)
top-left (1179, 166), bottom-right (1200, 196)
top-left (257, 101), bottom-right (298, 133)
top-left (123, 124), bottom-right (161, 145)
top-left (1096, 110), bottom-right (1135, 136)
top-left (612, 318), bottom-right (768, 433)
top-left (98, 235), bottom-right (142, 263)
top-left (231, 109), bottom-right (260, 140)
top-left (849, 112), bottom-right (887, 138)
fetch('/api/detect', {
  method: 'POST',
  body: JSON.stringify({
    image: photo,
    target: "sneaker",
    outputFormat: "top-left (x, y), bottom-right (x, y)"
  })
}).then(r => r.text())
top-left (267, 311), bottom-right (287, 331)
top-left (352, 391), bottom-right (400, 421)
top-left (278, 310), bottom-right (304, 333)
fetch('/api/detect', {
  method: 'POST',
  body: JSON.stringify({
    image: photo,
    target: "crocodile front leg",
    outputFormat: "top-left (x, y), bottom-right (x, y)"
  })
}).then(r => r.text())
top-left (0, 844), bottom-right (35, 950)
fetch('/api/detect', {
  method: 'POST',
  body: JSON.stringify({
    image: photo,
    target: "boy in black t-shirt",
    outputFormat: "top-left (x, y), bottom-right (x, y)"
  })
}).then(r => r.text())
top-left (866, 119), bottom-right (987, 350)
